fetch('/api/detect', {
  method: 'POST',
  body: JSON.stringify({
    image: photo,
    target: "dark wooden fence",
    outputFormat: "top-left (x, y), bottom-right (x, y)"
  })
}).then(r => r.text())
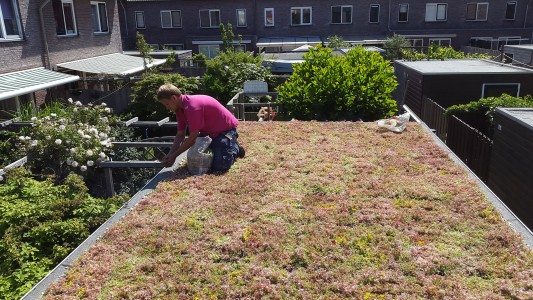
top-left (412, 97), bottom-right (493, 181)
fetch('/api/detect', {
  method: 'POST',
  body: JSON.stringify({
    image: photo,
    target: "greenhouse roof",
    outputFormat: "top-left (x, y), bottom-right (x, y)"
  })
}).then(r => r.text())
top-left (0, 68), bottom-right (79, 101)
top-left (40, 122), bottom-right (533, 299)
top-left (56, 53), bottom-right (166, 76)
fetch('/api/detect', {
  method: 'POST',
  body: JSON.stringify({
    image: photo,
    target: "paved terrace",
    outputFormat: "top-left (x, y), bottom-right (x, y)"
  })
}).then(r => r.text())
top-left (44, 122), bottom-right (532, 299)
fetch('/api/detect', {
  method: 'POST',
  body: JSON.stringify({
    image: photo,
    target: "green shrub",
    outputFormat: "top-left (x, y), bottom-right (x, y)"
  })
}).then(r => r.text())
top-left (446, 94), bottom-right (533, 123)
top-left (277, 46), bottom-right (398, 121)
top-left (383, 34), bottom-right (410, 61)
top-left (127, 72), bottom-right (201, 121)
top-left (327, 35), bottom-right (349, 50)
top-left (0, 168), bottom-right (127, 299)
top-left (401, 44), bottom-right (490, 61)
top-left (202, 50), bottom-right (272, 104)
top-left (0, 131), bottom-right (24, 169)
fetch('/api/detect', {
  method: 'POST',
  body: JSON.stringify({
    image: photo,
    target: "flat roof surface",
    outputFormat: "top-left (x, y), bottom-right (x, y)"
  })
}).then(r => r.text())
top-left (504, 44), bottom-right (533, 51)
top-left (396, 59), bottom-right (533, 74)
top-left (42, 122), bottom-right (533, 299)
top-left (57, 53), bottom-right (166, 76)
top-left (497, 108), bottom-right (533, 130)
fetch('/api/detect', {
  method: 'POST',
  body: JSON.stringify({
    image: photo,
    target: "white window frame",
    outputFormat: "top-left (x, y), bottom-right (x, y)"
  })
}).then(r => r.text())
top-left (160, 10), bottom-right (182, 28)
top-left (236, 8), bottom-right (246, 27)
top-left (425, 3), bottom-right (447, 22)
top-left (291, 7), bottom-right (312, 26)
top-left (199, 9), bottom-right (220, 28)
top-left (198, 44), bottom-right (220, 58)
top-left (505, 1), bottom-right (517, 20)
top-left (163, 43), bottom-right (184, 50)
top-left (429, 38), bottom-right (451, 46)
top-left (90, 1), bottom-right (109, 33)
top-left (135, 11), bottom-right (145, 29)
top-left (0, 0), bottom-right (23, 40)
top-left (466, 2), bottom-right (489, 21)
top-left (369, 4), bottom-right (380, 23)
top-left (481, 83), bottom-right (520, 98)
top-left (264, 8), bottom-right (274, 26)
top-left (398, 3), bottom-right (409, 22)
top-left (331, 5), bottom-right (352, 24)
top-left (56, 0), bottom-right (78, 36)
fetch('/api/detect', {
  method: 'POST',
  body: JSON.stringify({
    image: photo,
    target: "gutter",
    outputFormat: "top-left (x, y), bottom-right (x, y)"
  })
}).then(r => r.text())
top-left (39, 0), bottom-right (51, 69)
top-left (404, 105), bottom-right (533, 247)
top-left (21, 151), bottom-right (188, 299)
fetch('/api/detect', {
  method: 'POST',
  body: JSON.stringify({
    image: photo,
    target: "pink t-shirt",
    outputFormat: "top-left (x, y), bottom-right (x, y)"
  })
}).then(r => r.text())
top-left (176, 94), bottom-right (239, 138)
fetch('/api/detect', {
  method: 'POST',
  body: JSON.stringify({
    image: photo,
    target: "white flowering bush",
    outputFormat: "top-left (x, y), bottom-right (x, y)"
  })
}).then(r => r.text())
top-left (20, 101), bottom-right (117, 178)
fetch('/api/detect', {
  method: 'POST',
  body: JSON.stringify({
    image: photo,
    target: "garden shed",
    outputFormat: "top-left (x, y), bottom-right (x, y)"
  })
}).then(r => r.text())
top-left (394, 59), bottom-right (533, 115)
top-left (503, 44), bottom-right (533, 68)
top-left (488, 108), bottom-right (533, 229)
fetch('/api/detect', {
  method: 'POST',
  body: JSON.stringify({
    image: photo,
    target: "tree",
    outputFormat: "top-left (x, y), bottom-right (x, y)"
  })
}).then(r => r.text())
top-left (327, 35), bottom-right (349, 50)
top-left (202, 51), bottom-right (272, 104)
top-left (383, 34), bottom-right (410, 60)
top-left (277, 46), bottom-right (398, 121)
top-left (136, 32), bottom-right (153, 69)
top-left (220, 23), bottom-right (242, 52)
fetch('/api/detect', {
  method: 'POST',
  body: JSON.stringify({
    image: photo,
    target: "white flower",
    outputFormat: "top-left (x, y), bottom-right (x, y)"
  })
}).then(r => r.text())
top-left (25, 136), bottom-right (31, 141)
top-left (50, 113), bottom-right (57, 118)
top-left (99, 152), bottom-right (106, 159)
top-left (71, 161), bottom-right (79, 168)
top-left (77, 129), bottom-right (84, 136)
top-left (45, 135), bottom-right (51, 140)
top-left (84, 135), bottom-right (92, 139)
top-left (73, 108), bottom-right (78, 112)
top-left (59, 125), bottom-right (66, 130)
top-left (59, 118), bottom-right (66, 124)
top-left (100, 117), bottom-right (108, 123)
top-left (87, 160), bottom-right (94, 167)
top-left (68, 98), bottom-right (73, 103)
top-left (80, 165), bottom-right (87, 172)
top-left (44, 116), bottom-right (50, 121)
top-left (101, 102), bottom-right (107, 107)
top-left (86, 150), bottom-right (94, 156)
top-left (70, 147), bottom-right (77, 154)
top-left (19, 136), bottom-right (25, 141)
top-left (66, 158), bottom-right (73, 165)
top-left (104, 107), bottom-right (111, 113)
top-left (0, 175), bottom-right (3, 182)
top-left (0, 168), bottom-right (3, 173)
top-left (31, 140), bottom-right (38, 147)
top-left (31, 117), bottom-right (37, 122)
top-left (99, 132), bottom-right (107, 139)
top-left (75, 101), bottom-right (82, 106)
top-left (55, 139), bottom-right (62, 145)
top-left (88, 103), bottom-right (93, 107)
top-left (89, 128), bottom-right (98, 135)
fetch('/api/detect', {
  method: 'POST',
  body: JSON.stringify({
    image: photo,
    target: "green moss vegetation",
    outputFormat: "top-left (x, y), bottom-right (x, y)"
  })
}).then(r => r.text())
top-left (44, 122), bottom-right (533, 299)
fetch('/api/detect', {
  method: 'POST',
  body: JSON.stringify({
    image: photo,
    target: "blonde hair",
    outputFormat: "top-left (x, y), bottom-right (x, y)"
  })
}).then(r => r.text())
top-left (157, 83), bottom-right (181, 101)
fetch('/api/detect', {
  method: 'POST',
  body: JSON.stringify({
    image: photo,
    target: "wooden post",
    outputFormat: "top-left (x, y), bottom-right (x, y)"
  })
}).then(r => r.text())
top-left (104, 168), bottom-right (115, 197)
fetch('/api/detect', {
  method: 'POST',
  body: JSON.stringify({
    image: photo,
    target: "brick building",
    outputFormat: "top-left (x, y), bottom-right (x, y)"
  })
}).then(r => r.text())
top-left (120, 0), bottom-right (533, 56)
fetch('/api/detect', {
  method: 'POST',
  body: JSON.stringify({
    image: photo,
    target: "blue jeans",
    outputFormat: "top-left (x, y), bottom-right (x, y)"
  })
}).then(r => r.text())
top-left (209, 128), bottom-right (240, 173)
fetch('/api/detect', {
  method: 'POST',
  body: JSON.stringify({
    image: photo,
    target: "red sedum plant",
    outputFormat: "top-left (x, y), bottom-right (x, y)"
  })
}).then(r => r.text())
top-left (45, 122), bottom-right (532, 299)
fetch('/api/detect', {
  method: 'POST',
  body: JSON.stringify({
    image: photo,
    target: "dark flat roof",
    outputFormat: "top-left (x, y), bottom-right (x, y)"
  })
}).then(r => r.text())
top-left (395, 59), bottom-right (533, 75)
top-left (496, 108), bottom-right (533, 131)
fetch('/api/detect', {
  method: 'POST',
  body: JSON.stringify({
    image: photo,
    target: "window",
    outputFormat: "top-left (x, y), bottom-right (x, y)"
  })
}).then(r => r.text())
top-left (505, 1), bottom-right (516, 20)
top-left (52, 0), bottom-right (77, 36)
top-left (398, 4), bottom-right (409, 22)
top-left (198, 44), bottom-right (220, 58)
top-left (331, 5), bottom-right (352, 24)
top-left (369, 4), bottom-right (380, 23)
top-left (466, 3), bottom-right (488, 21)
top-left (0, 0), bottom-right (22, 39)
top-left (233, 44), bottom-right (246, 52)
top-left (135, 11), bottom-right (145, 29)
top-left (199, 9), bottom-right (220, 28)
top-left (264, 8), bottom-right (274, 26)
top-left (91, 2), bottom-right (108, 33)
top-left (425, 3), bottom-right (447, 21)
top-left (164, 44), bottom-right (184, 50)
top-left (236, 9), bottom-right (246, 27)
top-left (482, 83), bottom-right (520, 98)
top-left (291, 7), bottom-right (312, 26)
top-left (429, 38), bottom-right (451, 46)
top-left (408, 38), bottom-right (423, 49)
top-left (161, 10), bottom-right (181, 28)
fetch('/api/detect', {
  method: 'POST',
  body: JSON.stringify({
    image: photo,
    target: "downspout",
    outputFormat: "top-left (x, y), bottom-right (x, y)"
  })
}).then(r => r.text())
top-left (387, 0), bottom-right (392, 35)
top-left (39, 0), bottom-right (51, 69)
top-left (119, 0), bottom-right (128, 36)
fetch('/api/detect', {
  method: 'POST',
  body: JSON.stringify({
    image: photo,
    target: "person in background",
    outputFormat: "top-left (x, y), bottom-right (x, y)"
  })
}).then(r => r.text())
top-left (156, 83), bottom-right (245, 172)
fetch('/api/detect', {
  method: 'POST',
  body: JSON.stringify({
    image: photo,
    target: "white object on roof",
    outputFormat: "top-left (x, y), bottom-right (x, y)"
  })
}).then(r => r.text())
top-left (396, 59), bottom-right (533, 75)
top-left (292, 44), bottom-right (313, 52)
top-left (56, 53), bottom-right (166, 76)
top-left (0, 67), bottom-right (79, 101)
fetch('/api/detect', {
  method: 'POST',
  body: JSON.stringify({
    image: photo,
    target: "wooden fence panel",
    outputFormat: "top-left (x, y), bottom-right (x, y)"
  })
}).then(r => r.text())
top-left (421, 97), bottom-right (448, 141)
